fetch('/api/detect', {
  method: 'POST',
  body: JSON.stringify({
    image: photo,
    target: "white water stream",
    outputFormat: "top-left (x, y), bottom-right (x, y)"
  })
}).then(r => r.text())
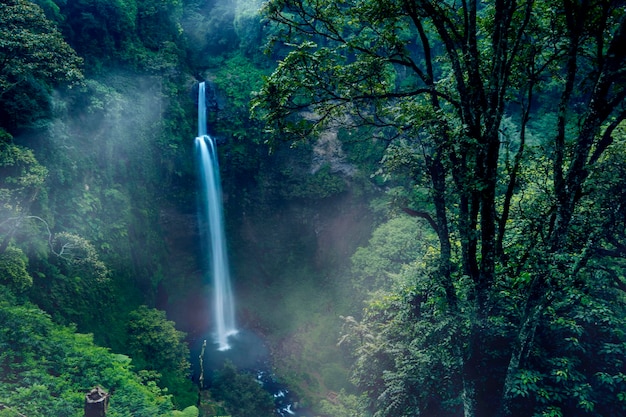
top-left (193, 82), bottom-right (313, 416)
top-left (195, 81), bottom-right (237, 351)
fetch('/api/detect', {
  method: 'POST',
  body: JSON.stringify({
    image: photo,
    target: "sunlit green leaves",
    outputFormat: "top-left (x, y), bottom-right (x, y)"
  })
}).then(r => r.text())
top-left (126, 306), bottom-right (195, 406)
top-left (351, 216), bottom-right (438, 291)
top-left (171, 406), bottom-right (200, 417)
top-left (317, 389), bottom-right (369, 417)
top-left (0, 245), bottom-right (32, 291)
top-left (0, 300), bottom-right (177, 417)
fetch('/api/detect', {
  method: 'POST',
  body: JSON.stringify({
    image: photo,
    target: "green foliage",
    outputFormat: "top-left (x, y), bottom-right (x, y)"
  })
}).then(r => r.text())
top-left (0, 245), bottom-right (32, 291)
top-left (0, 0), bottom-right (83, 129)
top-left (210, 361), bottom-right (275, 417)
top-left (60, 0), bottom-right (137, 69)
top-left (181, 0), bottom-right (240, 67)
top-left (135, 0), bottom-right (183, 51)
top-left (342, 270), bottom-right (462, 417)
top-left (207, 54), bottom-right (273, 181)
top-left (351, 216), bottom-right (438, 291)
top-left (213, 53), bottom-right (266, 110)
top-left (58, 0), bottom-right (183, 73)
top-left (338, 127), bottom-right (387, 179)
top-left (126, 306), bottom-right (196, 407)
top-left (170, 405), bottom-right (199, 417)
top-left (32, 74), bottom-right (176, 322)
top-left (127, 306), bottom-right (189, 374)
top-left (232, 2), bottom-right (265, 57)
top-left (0, 136), bottom-right (48, 218)
top-left (0, 300), bottom-right (177, 417)
top-left (27, 229), bottom-right (112, 331)
top-left (0, 405), bottom-right (25, 417)
top-left (257, 1), bottom-right (626, 416)
top-left (0, 0), bottom-right (83, 89)
top-left (213, 52), bottom-right (269, 136)
top-left (513, 268), bottom-right (626, 416)
top-left (30, 0), bottom-right (64, 22)
top-left (51, 231), bottom-right (110, 281)
top-left (281, 163), bottom-right (346, 200)
top-left (2, 0), bottom-right (247, 413)
top-left (317, 390), bottom-right (370, 417)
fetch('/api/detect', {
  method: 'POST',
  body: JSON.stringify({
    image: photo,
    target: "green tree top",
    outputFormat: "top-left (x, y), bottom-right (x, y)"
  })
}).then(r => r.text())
top-left (125, 305), bottom-right (195, 407)
top-left (0, 0), bottom-right (83, 96)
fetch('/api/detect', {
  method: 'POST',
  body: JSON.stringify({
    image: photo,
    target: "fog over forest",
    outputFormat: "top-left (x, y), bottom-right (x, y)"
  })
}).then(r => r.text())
top-left (2, 1), bottom-right (626, 417)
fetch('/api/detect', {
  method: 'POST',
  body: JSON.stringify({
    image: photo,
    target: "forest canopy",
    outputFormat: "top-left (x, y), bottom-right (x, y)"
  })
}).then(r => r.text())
top-left (254, 0), bottom-right (626, 416)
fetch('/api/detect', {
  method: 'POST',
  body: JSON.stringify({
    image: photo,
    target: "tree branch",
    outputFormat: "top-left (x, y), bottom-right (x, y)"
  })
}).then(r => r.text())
top-left (401, 207), bottom-right (440, 238)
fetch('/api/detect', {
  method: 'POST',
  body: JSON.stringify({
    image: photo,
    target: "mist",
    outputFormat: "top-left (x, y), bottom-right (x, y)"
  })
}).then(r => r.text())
top-left (0, 1), bottom-right (379, 415)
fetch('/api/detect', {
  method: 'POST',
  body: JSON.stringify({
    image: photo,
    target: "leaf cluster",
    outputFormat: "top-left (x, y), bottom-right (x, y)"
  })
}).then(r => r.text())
top-left (0, 299), bottom-right (178, 417)
top-left (0, 0), bottom-right (83, 129)
top-left (126, 306), bottom-right (195, 406)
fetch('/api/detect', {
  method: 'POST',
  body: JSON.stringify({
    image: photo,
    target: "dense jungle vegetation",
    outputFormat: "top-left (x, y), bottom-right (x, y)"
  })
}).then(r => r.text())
top-left (1, 0), bottom-right (626, 417)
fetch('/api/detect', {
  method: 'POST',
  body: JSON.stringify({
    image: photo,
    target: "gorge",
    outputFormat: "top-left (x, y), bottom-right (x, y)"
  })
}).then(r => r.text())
top-left (193, 80), bottom-right (316, 417)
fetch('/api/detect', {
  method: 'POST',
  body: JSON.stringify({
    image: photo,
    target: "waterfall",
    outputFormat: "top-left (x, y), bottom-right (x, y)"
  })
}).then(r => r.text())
top-left (195, 81), bottom-right (237, 351)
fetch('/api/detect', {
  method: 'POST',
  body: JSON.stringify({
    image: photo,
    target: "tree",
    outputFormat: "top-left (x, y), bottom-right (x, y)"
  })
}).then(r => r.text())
top-left (127, 306), bottom-right (189, 375)
top-left (126, 306), bottom-right (196, 407)
top-left (253, 1), bottom-right (626, 416)
top-left (0, 0), bottom-right (83, 91)
top-left (350, 215), bottom-right (438, 291)
top-left (0, 0), bottom-right (83, 128)
top-left (0, 245), bottom-right (32, 291)
top-left (59, 0), bottom-right (183, 72)
top-left (0, 130), bottom-right (48, 253)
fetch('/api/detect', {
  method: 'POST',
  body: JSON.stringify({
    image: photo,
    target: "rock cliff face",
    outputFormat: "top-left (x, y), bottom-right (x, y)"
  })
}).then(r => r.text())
top-left (157, 204), bottom-right (210, 339)
top-left (311, 126), bottom-right (356, 177)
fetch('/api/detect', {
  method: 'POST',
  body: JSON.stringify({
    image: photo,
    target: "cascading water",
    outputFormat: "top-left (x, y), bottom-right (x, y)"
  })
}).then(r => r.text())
top-left (192, 82), bottom-right (312, 416)
top-left (195, 81), bottom-right (237, 351)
